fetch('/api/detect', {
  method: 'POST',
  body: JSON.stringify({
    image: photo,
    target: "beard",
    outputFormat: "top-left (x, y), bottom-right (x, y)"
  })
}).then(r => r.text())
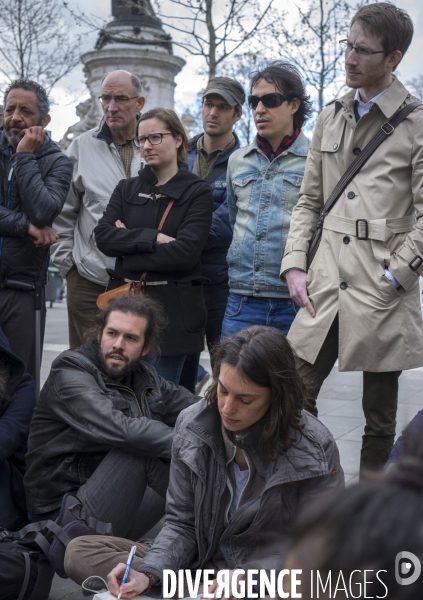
top-left (98, 347), bottom-right (142, 380)
top-left (4, 117), bottom-right (43, 148)
top-left (4, 127), bottom-right (23, 148)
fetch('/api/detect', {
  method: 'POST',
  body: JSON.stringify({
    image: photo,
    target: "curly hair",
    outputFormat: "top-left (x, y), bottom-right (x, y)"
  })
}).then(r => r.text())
top-left (205, 326), bottom-right (305, 459)
top-left (88, 295), bottom-right (166, 358)
top-left (4, 79), bottom-right (50, 119)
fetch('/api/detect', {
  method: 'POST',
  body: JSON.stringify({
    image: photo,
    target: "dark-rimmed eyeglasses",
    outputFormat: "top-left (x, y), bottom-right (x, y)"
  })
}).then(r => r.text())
top-left (248, 93), bottom-right (288, 110)
top-left (133, 133), bottom-right (173, 147)
top-left (98, 95), bottom-right (139, 106)
top-left (339, 39), bottom-right (385, 58)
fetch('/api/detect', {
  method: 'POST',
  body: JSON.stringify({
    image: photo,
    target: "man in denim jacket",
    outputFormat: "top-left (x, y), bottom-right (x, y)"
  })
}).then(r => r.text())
top-left (222, 62), bottom-right (311, 338)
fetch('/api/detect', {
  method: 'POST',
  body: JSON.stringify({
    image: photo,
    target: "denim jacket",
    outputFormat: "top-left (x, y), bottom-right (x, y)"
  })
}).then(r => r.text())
top-left (227, 130), bottom-right (310, 298)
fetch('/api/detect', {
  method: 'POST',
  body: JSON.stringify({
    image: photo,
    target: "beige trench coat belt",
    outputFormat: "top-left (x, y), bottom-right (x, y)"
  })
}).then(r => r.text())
top-left (322, 214), bottom-right (416, 242)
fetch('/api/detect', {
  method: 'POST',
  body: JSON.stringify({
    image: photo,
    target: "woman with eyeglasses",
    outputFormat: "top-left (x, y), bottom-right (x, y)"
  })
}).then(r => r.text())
top-left (95, 108), bottom-right (213, 389)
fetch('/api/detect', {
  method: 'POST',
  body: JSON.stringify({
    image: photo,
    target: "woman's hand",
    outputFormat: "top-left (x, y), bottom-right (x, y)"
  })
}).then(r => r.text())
top-left (202, 569), bottom-right (246, 599)
top-left (115, 220), bottom-right (127, 229)
top-left (107, 563), bottom-right (151, 598)
top-left (156, 233), bottom-right (176, 244)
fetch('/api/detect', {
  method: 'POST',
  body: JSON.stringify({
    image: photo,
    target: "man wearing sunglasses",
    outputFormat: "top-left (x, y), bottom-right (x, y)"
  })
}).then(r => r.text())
top-left (51, 70), bottom-right (145, 348)
top-left (221, 61), bottom-right (312, 340)
top-left (281, 3), bottom-right (423, 474)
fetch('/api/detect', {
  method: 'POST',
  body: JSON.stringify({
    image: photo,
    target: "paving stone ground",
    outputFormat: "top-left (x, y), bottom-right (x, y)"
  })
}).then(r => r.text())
top-left (42, 288), bottom-right (423, 599)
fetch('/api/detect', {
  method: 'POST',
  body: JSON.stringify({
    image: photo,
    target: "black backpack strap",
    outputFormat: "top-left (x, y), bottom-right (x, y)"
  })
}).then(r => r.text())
top-left (17, 552), bottom-right (31, 600)
top-left (12, 519), bottom-right (71, 548)
top-left (204, 160), bottom-right (227, 185)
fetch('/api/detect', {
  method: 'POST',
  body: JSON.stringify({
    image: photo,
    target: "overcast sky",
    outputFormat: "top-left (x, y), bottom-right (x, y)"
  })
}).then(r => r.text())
top-left (45, 0), bottom-right (423, 140)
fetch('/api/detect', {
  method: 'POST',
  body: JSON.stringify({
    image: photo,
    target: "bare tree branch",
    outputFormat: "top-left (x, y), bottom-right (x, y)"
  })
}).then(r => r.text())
top-left (269, 0), bottom-right (368, 113)
top-left (0, 0), bottom-right (80, 94)
top-left (65, 0), bottom-right (276, 80)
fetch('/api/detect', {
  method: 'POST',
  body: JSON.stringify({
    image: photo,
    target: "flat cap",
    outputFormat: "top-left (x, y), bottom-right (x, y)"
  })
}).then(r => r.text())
top-left (203, 77), bottom-right (245, 107)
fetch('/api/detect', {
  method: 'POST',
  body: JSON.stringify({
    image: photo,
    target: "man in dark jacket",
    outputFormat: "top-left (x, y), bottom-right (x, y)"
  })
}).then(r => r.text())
top-left (0, 327), bottom-right (36, 530)
top-left (180, 77), bottom-right (245, 393)
top-left (24, 295), bottom-right (198, 539)
top-left (0, 79), bottom-right (73, 380)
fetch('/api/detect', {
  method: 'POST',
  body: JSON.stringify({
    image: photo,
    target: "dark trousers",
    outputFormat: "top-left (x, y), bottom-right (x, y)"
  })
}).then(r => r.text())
top-left (30, 448), bottom-right (168, 541)
top-left (66, 266), bottom-right (105, 348)
top-left (179, 282), bottom-right (229, 391)
top-left (0, 461), bottom-right (26, 531)
top-left (0, 287), bottom-right (46, 381)
top-left (296, 315), bottom-right (401, 473)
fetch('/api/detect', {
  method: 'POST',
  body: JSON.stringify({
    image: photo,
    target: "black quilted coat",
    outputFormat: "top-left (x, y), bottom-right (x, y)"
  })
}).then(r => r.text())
top-left (0, 132), bottom-right (72, 287)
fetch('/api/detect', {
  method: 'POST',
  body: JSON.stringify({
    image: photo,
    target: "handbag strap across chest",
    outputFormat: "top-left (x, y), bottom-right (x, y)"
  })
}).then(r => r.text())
top-left (139, 198), bottom-right (175, 284)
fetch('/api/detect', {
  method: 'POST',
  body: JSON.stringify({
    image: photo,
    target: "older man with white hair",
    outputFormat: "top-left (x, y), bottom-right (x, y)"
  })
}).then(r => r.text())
top-left (52, 70), bottom-right (146, 347)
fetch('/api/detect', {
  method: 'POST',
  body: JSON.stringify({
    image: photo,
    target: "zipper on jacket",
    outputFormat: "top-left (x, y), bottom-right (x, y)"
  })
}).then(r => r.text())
top-left (180, 427), bottom-right (227, 567)
top-left (224, 444), bottom-right (237, 523)
top-left (106, 382), bottom-right (144, 417)
top-left (0, 154), bottom-right (14, 262)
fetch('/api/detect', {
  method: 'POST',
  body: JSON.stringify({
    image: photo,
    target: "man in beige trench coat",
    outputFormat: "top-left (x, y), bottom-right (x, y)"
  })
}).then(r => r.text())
top-left (281, 2), bottom-right (423, 473)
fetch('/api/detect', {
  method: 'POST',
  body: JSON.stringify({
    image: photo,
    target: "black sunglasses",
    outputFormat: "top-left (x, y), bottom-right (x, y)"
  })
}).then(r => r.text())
top-left (248, 92), bottom-right (288, 110)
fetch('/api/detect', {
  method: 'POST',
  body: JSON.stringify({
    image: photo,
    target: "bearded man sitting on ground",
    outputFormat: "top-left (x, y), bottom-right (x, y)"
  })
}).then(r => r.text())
top-left (24, 295), bottom-right (198, 540)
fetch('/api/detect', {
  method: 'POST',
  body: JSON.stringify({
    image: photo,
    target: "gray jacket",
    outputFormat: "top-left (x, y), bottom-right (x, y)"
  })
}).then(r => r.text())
top-left (24, 340), bottom-right (198, 514)
top-left (51, 122), bottom-right (143, 286)
top-left (140, 398), bottom-right (344, 582)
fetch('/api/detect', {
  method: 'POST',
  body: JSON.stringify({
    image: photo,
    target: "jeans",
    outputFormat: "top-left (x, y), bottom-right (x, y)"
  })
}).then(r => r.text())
top-left (30, 448), bottom-right (168, 541)
top-left (179, 283), bottom-right (229, 391)
top-left (0, 461), bottom-right (26, 531)
top-left (221, 293), bottom-right (300, 340)
top-left (146, 355), bottom-right (187, 387)
top-left (296, 315), bottom-right (401, 473)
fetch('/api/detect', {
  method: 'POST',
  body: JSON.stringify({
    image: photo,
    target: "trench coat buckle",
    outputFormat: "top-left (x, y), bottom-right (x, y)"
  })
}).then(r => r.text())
top-left (381, 122), bottom-right (394, 135)
top-left (356, 219), bottom-right (369, 240)
top-left (409, 255), bottom-right (423, 271)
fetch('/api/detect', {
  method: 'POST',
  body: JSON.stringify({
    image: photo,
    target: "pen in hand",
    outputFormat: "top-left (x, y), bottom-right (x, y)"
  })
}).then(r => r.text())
top-left (117, 545), bottom-right (137, 600)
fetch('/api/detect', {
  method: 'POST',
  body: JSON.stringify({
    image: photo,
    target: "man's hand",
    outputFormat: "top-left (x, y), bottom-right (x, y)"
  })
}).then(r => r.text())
top-left (156, 233), bottom-right (175, 244)
top-left (28, 222), bottom-right (58, 248)
top-left (202, 569), bottom-right (246, 599)
top-left (115, 220), bottom-right (127, 229)
top-left (286, 269), bottom-right (316, 317)
top-left (16, 126), bottom-right (46, 154)
top-left (107, 563), bottom-right (151, 598)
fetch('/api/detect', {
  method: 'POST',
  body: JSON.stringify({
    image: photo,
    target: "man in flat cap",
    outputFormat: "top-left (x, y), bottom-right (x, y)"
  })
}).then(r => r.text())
top-left (179, 77), bottom-right (244, 394)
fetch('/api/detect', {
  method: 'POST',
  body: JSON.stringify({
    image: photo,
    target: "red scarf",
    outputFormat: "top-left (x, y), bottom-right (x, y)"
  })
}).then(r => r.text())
top-left (256, 127), bottom-right (300, 161)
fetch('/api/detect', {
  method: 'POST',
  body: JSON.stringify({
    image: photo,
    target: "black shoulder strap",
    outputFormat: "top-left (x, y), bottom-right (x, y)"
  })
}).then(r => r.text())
top-left (17, 553), bottom-right (31, 600)
top-left (320, 101), bottom-right (422, 221)
top-left (204, 160), bottom-right (227, 185)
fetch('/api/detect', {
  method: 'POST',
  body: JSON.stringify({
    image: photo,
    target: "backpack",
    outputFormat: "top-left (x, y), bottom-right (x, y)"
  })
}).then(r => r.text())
top-left (0, 493), bottom-right (113, 600)
top-left (0, 539), bottom-right (54, 600)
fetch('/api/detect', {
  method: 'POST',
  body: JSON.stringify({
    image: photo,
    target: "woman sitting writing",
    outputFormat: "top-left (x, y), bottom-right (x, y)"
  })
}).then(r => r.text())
top-left (95, 108), bottom-right (213, 391)
top-left (65, 325), bottom-right (344, 597)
